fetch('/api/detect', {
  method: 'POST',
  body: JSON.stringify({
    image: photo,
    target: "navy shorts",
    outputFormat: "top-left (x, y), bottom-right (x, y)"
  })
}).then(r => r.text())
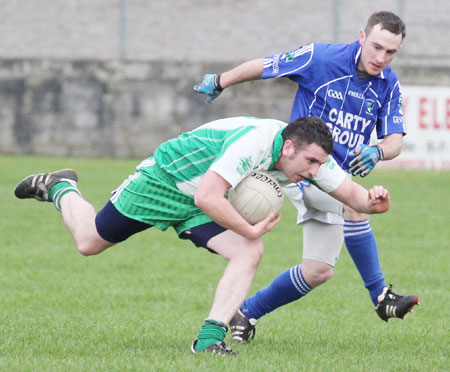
top-left (95, 200), bottom-right (226, 251)
top-left (179, 221), bottom-right (227, 253)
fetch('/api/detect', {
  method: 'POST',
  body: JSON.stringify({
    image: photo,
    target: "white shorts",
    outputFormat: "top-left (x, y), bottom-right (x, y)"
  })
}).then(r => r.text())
top-left (282, 182), bottom-right (344, 266)
top-left (283, 182), bottom-right (344, 225)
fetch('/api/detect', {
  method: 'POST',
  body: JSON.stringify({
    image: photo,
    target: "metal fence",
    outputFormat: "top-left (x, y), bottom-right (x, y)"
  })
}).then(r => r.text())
top-left (0, 0), bottom-right (449, 64)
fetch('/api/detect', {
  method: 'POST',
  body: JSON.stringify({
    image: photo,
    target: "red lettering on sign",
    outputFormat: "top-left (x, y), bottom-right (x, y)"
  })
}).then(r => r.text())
top-left (418, 96), bottom-right (450, 130)
top-left (433, 99), bottom-right (442, 129)
top-left (419, 97), bottom-right (428, 129)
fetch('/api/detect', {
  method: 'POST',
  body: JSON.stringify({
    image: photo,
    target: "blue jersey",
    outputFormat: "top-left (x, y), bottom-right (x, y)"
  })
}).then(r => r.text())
top-left (262, 41), bottom-right (406, 170)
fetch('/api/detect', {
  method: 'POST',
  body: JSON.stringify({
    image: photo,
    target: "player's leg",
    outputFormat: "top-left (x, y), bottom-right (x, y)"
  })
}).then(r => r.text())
top-left (344, 206), bottom-right (419, 321)
top-left (234, 220), bottom-right (342, 322)
top-left (230, 221), bottom-right (343, 343)
top-left (206, 230), bottom-right (264, 323)
top-left (14, 169), bottom-right (152, 255)
top-left (183, 223), bottom-right (263, 355)
top-left (14, 169), bottom-right (111, 253)
top-left (343, 206), bottom-right (385, 304)
top-left (230, 182), bottom-right (344, 342)
top-left (59, 191), bottom-right (113, 255)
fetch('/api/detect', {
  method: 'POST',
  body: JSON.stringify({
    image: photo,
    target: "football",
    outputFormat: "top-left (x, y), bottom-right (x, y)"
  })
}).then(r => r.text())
top-left (228, 171), bottom-right (284, 224)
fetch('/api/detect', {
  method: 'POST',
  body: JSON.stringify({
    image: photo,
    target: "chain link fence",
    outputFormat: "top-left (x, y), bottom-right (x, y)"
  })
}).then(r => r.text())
top-left (0, 0), bottom-right (449, 65)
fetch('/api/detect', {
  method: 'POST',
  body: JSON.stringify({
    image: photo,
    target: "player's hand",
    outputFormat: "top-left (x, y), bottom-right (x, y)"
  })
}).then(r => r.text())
top-left (348, 144), bottom-right (384, 177)
top-left (251, 210), bottom-right (281, 239)
top-left (367, 185), bottom-right (390, 213)
top-left (193, 73), bottom-right (223, 104)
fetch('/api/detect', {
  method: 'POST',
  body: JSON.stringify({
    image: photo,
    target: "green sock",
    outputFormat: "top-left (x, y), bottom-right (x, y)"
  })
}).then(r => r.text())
top-left (194, 319), bottom-right (227, 352)
top-left (49, 181), bottom-right (80, 211)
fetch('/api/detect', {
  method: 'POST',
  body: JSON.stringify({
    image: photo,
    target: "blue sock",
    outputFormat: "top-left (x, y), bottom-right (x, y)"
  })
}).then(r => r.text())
top-left (344, 220), bottom-right (386, 305)
top-left (241, 264), bottom-right (311, 319)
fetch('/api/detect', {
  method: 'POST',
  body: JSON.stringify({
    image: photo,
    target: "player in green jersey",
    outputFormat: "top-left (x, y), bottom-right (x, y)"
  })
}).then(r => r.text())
top-left (14, 116), bottom-right (390, 355)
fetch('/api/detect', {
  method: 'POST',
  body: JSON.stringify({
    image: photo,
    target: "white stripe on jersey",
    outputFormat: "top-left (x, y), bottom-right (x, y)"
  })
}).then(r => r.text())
top-left (264, 44), bottom-right (315, 77)
top-left (263, 43), bottom-right (314, 72)
top-left (160, 147), bottom-right (207, 170)
top-left (176, 174), bottom-right (203, 196)
top-left (167, 154), bottom-right (216, 174)
top-left (308, 75), bottom-right (353, 114)
top-left (277, 45), bottom-right (314, 78)
top-left (159, 124), bottom-right (256, 175)
top-left (368, 88), bottom-right (379, 99)
top-left (380, 81), bottom-right (399, 136)
top-left (357, 84), bottom-right (373, 116)
top-left (354, 47), bottom-right (361, 65)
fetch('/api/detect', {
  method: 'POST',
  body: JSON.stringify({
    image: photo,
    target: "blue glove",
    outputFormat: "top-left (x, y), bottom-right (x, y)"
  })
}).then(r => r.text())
top-left (348, 144), bottom-right (384, 177)
top-left (193, 73), bottom-right (223, 104)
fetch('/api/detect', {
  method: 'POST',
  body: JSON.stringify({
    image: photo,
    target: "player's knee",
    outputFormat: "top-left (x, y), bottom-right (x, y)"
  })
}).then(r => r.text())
top-left (249, 240), bottom-right (265, 266)
top-left (302, 261), bottom-right (334, 287)
top-left (309, 266), bottom-right (333, 286)
top-left (240, 240), bottom-right (264, 268)
top-left (254, 240), bottom-right (265, 262)
top-left (76, 239), bottom-right (107, 256)
top-left (317, 266), bottom-right (334, 283)
top-left (77, 242), bottom-right (98, 256)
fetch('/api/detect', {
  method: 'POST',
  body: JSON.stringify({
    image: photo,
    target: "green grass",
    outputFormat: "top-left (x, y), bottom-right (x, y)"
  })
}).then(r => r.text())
top-left (1, 154), bottom-right (449, 372)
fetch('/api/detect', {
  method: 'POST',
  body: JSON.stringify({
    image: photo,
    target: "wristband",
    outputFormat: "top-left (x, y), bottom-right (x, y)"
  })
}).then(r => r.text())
top-left (374, 145), bottom-right (384, 161)
top-left (214, 74), bottom-right (223, 91)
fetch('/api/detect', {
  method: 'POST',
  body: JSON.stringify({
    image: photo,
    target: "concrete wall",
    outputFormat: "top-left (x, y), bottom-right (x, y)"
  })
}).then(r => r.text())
top-left (1, 58), bottom-right (449, 158)
top-left (0, 59), bottom-right (292, 157)
top-left (0, 0), bottom-right (449, 158)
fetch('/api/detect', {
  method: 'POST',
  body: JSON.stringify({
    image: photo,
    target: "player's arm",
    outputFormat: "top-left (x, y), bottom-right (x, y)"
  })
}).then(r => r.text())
top-left (193, 59), bottom-right (264, 103)
top-left (220, 58), bottom-right (264, 88)
top-left (194, 170), bottom-right (280, 240)
top-left (329, 178), bottom-right (390, 214)
top-left (376, 132), bottom-right (403, 160)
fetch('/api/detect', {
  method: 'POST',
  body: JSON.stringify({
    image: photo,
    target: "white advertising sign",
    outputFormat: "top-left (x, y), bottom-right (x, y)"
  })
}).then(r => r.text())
top-left (378, 85), bottom-right (450, 169)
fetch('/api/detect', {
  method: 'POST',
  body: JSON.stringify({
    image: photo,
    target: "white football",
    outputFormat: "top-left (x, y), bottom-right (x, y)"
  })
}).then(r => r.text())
top-left (228, 172), bottom-right (284, 224)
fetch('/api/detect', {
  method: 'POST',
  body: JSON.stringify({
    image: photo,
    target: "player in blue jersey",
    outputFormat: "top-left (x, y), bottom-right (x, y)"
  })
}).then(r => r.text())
top-left (194, 11), bottom-right (419, 340)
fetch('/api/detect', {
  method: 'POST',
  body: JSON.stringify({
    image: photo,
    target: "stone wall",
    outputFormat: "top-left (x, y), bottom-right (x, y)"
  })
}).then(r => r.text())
top-left (0, 59), bottom-right (292, 157)
top-left (1, 58), bottom-right (449, 158)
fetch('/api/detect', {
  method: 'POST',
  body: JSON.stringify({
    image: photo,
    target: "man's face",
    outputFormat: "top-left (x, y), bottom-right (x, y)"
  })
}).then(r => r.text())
top-left (278, 141), bottom-right (329, 183)
top-left (358, 23), bottom-right (402, 75)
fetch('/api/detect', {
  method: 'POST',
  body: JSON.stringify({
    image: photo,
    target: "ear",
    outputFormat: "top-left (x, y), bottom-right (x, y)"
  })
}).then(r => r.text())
top-left (282, 140), bottom-right (296, 157)
top-left (359, 29), bottom-right (365, 46)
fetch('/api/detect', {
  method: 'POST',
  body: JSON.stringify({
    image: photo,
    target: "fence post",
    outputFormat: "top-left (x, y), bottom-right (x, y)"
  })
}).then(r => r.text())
top-left (119, 0), bottom-right (127, 60)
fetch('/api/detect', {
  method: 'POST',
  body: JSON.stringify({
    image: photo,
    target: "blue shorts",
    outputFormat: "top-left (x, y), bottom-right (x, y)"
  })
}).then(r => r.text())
top-left (95, 200), bottom-right (226, 252)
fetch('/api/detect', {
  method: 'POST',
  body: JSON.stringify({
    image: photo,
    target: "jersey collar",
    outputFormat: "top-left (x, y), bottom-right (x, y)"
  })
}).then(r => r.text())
top-left (269, 129), bottom-right (284, 170)
top-left (352, 40), bottom-right (387, 80)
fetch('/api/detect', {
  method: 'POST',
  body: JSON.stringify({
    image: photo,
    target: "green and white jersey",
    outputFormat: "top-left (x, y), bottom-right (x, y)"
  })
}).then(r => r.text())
top-left (306, 156), bottom-right (346, 193)
top-left (142, 116), bottom-right (346, 196)
top-left (150, 116), bottom-right (288, 196)
top-left (111, 116), bottom-right (346, 233)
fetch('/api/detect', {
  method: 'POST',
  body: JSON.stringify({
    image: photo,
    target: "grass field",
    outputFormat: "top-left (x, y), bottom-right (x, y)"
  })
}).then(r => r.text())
top-left (0, 154), bottom-right (449, 372)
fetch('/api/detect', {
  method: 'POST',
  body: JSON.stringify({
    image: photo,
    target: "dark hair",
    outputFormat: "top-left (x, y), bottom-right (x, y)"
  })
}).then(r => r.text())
top-left (365, 11), bottom-right (406, 40)
top-left (282, 116), bottom-right (333, 155)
